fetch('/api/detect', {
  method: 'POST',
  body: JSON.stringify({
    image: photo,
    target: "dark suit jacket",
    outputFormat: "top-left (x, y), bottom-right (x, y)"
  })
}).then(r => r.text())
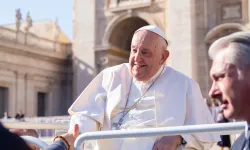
top-left (231, 132), bottom-right (249, 150)
top-left (0, 122), bottom-right (31, 150)
top-left (0, 122), bottom-right (67, 150)
top-left (45, 141), bottom-right (67, 150)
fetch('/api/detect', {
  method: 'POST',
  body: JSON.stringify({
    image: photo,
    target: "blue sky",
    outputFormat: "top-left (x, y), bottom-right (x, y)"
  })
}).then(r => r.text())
top-left (0, 0), bottom-right (73, 40)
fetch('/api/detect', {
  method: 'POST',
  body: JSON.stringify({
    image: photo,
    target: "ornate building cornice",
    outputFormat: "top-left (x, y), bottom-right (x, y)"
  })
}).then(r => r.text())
top-left (0, 37), bottom-right (70, 64)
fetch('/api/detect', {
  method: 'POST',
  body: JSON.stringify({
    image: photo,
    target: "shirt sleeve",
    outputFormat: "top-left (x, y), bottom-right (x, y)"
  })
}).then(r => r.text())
top-left (45, 141), bottom-right (67, 150)
top-left (68, 68), bottom-right (113, 128)
top-left (68, 114), bottom-right (99, 134)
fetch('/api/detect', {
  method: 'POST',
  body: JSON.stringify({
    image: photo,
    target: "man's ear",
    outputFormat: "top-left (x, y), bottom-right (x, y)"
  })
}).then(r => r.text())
top-left (160, 50), bottom-right (169, 64)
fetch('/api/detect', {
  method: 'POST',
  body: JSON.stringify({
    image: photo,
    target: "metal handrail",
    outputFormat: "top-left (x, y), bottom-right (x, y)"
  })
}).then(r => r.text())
top-left (2, 121), bottom-right (68, 130)
top-left (21, 136), bottom-right (49, 149)
top-left (74, 122), bottom-right (247, 150)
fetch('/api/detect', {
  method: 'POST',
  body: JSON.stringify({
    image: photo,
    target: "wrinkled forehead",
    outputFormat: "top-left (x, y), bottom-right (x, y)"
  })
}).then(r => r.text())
top-left (210, 53), bottom-right (236, 77)
top-left (210, 51), bottom-right (227, 74)
top-left (131, 30), bottom-right (160, 46)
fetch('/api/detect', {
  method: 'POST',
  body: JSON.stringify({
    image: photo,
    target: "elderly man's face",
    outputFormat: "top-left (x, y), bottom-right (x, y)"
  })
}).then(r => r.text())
top-left (129, 30), bottom-right (168, 81)
top-left (209, 52), bottom-right (250, 120)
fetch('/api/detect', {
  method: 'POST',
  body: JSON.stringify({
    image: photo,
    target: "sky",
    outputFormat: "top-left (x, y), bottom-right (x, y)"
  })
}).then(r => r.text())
top-left (0, 0), bottom-right (73, 40)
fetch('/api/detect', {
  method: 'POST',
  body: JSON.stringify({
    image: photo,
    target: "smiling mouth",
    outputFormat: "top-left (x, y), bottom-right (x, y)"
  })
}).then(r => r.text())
top-left (134, 64), bottom-right (146, 68)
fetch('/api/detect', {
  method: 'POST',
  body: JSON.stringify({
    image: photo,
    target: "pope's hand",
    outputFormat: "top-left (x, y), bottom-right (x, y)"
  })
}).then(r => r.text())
top-left (152, 135), bottom-right (182, 150)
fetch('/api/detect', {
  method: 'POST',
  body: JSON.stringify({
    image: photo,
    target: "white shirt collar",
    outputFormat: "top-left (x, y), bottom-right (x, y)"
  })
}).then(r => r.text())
top-left (134, 65), bottom-right (165, 86)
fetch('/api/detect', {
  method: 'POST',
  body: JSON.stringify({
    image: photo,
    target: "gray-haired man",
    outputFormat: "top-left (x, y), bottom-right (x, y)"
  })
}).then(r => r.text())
top-left (209, 32), bottom-right (250, 149)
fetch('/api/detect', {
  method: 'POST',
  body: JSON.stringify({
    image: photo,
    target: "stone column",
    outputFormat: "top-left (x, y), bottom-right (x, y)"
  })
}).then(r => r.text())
top-left (167, 0), bottom-right (213, 97)
top-left (166, 0), bottom-right (195, 78)
top-left (167, 0), bottom-right (210, 97)
top-left (62, 70), bottom-right (73, 114)
top-left (191, 0), bottom-right (211, 97)
top-left (73, 0), bottom-right (97, 99)
top-left (15, 71), bottom-right (26, 114)
top-left (50, 84), bottom-right (58, 115)
top-left (26, 74), bottom-right (36, 116)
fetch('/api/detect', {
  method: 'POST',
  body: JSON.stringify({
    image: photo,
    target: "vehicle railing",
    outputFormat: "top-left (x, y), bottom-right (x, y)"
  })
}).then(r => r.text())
top-left (2, 121), bottom-right (68, 130)
top-left (21, 136), bottom-right (49, 149)
top-left (74, 122), bottom-right (247, 150)
top-left (2, 121), bottom-right (247, 150)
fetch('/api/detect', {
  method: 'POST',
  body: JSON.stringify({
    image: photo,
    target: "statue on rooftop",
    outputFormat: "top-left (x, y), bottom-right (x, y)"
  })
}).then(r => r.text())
top-left (15, 9), bottom-right (22, 31)
top-left (24, 12), bottom-right (32, 33)
top-left (54, 17), bottom-right (59, 42)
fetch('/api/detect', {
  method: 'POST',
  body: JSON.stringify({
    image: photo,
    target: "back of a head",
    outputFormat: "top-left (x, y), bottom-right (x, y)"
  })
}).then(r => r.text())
top-left (208, 31), bottom-right (250, 69)
top-left (0, 123), bottom-right (31, 150)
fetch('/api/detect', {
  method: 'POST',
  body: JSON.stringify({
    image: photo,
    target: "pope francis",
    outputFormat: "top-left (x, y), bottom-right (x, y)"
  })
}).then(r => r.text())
top-left (68, 25), bottom-right (219, 150)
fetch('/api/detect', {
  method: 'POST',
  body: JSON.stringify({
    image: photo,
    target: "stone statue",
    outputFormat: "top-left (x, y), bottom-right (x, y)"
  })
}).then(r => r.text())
top-left (24, 12), bottom-right (32, 33)
top-left (53, 18), bottom-right (60, 50)
top-left (15, 9), bottom-right (22, 31)
top-left (54, 18), bottom-right (59, 42)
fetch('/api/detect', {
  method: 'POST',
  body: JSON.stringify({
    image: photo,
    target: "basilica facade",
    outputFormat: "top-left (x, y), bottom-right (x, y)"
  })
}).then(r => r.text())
top-left (0, 11), bottom-right (73, 117)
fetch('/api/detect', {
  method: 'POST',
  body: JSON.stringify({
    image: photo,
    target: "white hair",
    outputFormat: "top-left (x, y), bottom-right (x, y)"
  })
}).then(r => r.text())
top-left (209, 32), bottom-right (250, 70)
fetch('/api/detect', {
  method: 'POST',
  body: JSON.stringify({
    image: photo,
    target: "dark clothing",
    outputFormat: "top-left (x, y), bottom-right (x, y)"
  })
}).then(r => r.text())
top-left (231, 132), bottom-right (249, 150)
top-left (217, 117), bottom-right (231, 148)
top-left (45, 141), bottom-right (67, 150)
top-left (218, 135), bottom-right (231, 147)
top-left (0, 123), bottom-right (31, 150)
top-left (0, 122), bottom-right (68, 150)
top-left (15, 113), bottom-right (25, 120)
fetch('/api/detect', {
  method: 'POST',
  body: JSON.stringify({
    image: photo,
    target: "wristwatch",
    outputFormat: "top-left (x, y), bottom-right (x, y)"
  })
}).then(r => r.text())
top-left (181, 136), bottom-right (187, 146)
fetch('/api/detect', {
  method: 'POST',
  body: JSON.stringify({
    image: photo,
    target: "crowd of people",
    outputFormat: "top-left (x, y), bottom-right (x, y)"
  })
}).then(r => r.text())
top-left (2, 110), bottom-right (25, 121)
top-left (1, 26), bottom-right (250, 150)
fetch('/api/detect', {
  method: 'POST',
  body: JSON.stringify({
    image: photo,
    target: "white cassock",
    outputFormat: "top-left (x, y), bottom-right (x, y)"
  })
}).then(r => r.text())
top-left (68, 63), bottom-right (220, 150)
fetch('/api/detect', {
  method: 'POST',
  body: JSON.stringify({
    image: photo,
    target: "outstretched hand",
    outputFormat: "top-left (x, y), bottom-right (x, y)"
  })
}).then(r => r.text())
top-left (55, 124), bottom-right (80, 150)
